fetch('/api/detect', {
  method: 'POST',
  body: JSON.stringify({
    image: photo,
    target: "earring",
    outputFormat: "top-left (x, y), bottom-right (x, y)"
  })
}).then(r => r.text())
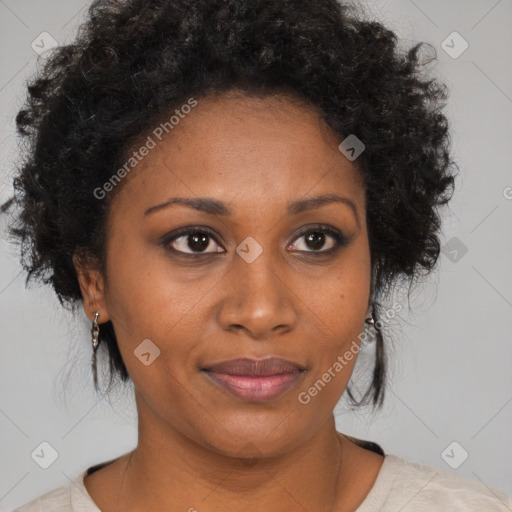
top-left (364, 311), bottom-right (375, 327)
top-left (363, 304), bottom-right (378, 344)
top-left (365, 304), bottom-right (375, 327)
top-left (91, 311), bottom-right (101, 389)
top-left (91, 311), bottom-right (100, 352)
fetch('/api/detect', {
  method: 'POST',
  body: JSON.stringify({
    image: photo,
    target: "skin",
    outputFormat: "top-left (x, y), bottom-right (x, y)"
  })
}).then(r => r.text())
top-left (74, 90), bottom-right (384, 512)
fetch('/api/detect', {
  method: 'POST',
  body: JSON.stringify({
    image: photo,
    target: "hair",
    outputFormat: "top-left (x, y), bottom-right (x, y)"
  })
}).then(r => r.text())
top-left (1, 0), bottom-right (457, 409)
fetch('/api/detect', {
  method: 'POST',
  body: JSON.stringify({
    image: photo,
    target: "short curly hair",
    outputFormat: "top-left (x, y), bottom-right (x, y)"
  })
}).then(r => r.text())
top-left (1, 0), bottom-right (457, 408)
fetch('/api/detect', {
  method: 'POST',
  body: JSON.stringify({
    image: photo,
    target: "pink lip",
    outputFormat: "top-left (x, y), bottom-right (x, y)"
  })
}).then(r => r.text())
top-left (202, 356), bottom-right (306, 376)
top-left (201, 357), bottom-right (306, 401)
top-left (202, 371), bottom-right (303, 402)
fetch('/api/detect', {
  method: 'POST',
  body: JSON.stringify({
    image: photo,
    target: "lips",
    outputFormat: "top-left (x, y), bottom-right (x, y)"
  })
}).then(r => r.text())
top-left (201, 357), bottom-right (306, 401)
top-left (202, 357), bottom-right (306, 376)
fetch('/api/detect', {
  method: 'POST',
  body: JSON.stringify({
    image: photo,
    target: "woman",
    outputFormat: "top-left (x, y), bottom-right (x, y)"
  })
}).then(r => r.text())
top-left (3, 0), bottom-right (511, 510)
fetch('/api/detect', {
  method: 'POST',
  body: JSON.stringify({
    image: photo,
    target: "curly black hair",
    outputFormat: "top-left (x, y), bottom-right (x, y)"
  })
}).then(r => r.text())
top-left (1, 0), bottom-right (457, 409)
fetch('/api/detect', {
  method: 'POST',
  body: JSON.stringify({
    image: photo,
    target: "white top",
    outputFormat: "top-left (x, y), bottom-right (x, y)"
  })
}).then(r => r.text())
top-left (12, 451), bottom-right (512, 511)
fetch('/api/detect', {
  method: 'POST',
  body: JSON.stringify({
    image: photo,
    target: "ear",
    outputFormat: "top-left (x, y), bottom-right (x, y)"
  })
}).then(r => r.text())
top-left (72, 252), bottom-right (111, 324)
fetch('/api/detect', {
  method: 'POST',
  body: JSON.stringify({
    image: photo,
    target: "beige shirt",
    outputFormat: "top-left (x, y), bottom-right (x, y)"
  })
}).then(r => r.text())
top-left (12, 451), bottom-right (512, 511)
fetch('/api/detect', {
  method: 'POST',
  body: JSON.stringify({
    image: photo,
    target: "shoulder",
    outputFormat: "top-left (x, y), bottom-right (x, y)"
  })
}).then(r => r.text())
top-left (378, 453), bottom-right (512, 511)
top-left (11, 469), bottom-right (99, 512)
top-left (11, 457), bottom-right (121, 511)
top-left (11, 482), bottom-right (72, 512)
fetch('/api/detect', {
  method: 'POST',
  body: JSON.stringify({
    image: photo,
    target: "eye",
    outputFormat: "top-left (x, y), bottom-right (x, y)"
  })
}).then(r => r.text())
top-left (162, 226), bottom-right (224, 255)
top-left (288, 225), bottom-right (349, 254)
top-left (161, 224), bottom-right (350, 257)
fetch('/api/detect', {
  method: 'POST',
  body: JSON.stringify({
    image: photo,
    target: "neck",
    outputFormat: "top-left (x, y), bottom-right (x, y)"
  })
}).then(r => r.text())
top-left (116, 391), bottom-right (350, 512)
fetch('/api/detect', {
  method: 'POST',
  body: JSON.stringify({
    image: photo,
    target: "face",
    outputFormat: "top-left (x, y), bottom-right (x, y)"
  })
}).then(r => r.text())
top-left (77, 91), bottom-right (372, 458)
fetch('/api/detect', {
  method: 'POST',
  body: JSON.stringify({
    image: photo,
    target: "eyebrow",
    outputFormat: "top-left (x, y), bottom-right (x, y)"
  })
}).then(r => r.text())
top-left (144, 193), bottom-right (359, 225)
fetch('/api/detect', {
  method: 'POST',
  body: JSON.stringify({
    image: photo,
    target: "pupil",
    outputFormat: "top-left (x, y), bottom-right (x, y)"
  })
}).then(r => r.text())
top-left (189, 233), bottom-right (209, 252)
top-left (306, 232), bottom-right (325, 250)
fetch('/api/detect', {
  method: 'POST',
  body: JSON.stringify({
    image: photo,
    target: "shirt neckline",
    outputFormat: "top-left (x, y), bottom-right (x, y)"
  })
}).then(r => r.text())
top-left (71, 439), bottom-right (402, 512)
top-left (354, 453), bottom-right (403, 511)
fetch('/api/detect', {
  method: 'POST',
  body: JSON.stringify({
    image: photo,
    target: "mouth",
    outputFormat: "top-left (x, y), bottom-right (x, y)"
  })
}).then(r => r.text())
top-left (201, 357), bottom-right (307, 402)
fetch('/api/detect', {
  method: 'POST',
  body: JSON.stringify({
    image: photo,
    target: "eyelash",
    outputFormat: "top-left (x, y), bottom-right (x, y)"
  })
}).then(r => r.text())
top-left (161, 224), bottom-right (350, 258)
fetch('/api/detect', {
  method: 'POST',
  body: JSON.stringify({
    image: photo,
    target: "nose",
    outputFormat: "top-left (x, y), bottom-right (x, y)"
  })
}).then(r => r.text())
top-left (216, 249), bottom-right (299, 340)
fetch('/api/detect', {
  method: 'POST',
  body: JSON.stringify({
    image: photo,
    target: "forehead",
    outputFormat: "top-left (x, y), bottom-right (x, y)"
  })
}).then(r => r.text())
top-left (111, 91), bottom-right (365, 218)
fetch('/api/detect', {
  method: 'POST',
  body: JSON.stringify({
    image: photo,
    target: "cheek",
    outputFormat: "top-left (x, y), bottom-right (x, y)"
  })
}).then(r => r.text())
top-left (104, 226), bottom-right (200, 337)
top-left (296, 243), bottom-right (370, 404)
top-left (102, 234), bottom-right (219, 397)
top-left (101, 237), bottom-right (175, 374)
top-left (297, 296), bottom-right (365, 414)
top-left (302, 243), bottom-right (370, 345)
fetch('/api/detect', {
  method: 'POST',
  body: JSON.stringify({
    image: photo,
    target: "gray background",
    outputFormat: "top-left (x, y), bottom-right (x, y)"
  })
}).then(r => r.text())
top-left (1, 0), bottom-right (511, 510)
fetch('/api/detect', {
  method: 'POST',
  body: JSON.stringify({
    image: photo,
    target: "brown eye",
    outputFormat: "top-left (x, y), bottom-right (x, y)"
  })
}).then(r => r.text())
top-left (288, 225), bottom-right (350, 254)
top-left (163, 227), bottom-right (224, 255)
